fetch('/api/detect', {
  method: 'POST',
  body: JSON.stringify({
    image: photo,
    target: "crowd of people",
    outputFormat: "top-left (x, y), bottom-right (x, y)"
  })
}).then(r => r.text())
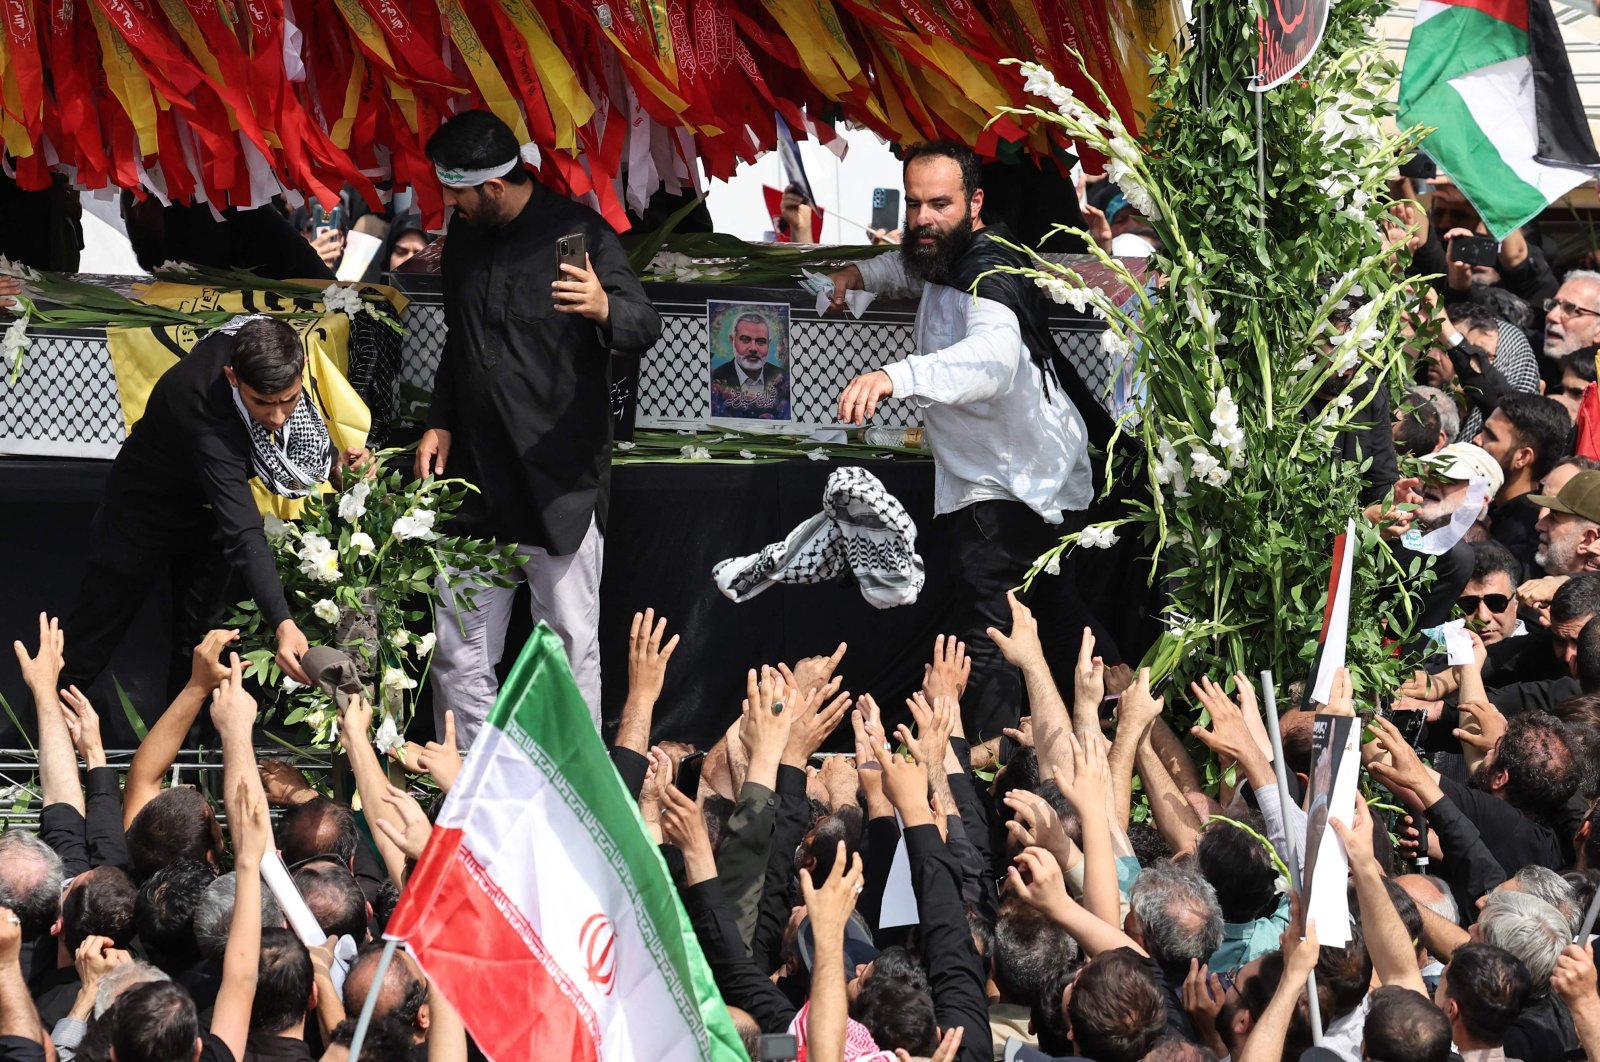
top-left (11, 94), bottom-right (1600, 1062)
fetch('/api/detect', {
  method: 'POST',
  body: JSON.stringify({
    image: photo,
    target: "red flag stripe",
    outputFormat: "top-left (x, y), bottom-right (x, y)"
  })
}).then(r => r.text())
top-left (389, 828), bottom-right (601, 1062)
top-left (1432, 0), bottom-right (1528, 33)
top-left (1317, 532), bottom-right (1349, 645)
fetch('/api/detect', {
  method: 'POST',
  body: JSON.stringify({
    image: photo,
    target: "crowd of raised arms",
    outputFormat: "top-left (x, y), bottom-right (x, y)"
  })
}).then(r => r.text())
top-left (5, 548), bottom-right (1600, 1062)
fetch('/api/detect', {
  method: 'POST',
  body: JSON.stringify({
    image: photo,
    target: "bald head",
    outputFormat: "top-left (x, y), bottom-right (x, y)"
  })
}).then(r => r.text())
top-left (343, 946), bottom-right (430, 1043)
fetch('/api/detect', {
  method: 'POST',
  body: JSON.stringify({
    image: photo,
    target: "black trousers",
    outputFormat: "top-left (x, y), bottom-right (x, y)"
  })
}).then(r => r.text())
top-left (60, 504), bottom-right (232, 703)
top-left (941, 500), bottom-right (1122, 742)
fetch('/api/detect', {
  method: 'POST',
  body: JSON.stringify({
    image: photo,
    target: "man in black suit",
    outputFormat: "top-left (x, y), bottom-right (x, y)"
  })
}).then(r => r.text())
top-left (710, 313), bottom-right (789, 419)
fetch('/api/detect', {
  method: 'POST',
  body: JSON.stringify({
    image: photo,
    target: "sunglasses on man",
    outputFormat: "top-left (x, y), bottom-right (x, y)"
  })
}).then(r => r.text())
top-left (1458, 594), bottom-right (1510, 613)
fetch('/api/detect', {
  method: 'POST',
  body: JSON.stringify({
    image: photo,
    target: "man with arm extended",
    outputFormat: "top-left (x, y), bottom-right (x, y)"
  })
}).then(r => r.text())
top-left (827, 140), bottom-right (1117, 743)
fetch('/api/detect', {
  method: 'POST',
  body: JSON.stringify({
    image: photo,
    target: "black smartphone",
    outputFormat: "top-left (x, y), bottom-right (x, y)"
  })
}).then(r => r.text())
top-left (1392, 708), bottom-right (1426, 746)
top-left (1449, 234), bottom-right (1499, 267)
top-left (870, 187), bottom-right (901, 233)
top-left (556, 231), bottom-right (587, 275)
top-left (675, 750), bottom-right (706, 796)
top-left (757, 1033), bottom-right (799, 1062)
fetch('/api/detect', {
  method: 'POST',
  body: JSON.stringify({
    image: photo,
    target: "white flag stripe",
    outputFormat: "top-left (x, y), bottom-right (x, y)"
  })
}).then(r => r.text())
top-left (1454, 55), bottom-right (1595, 201)
top-left (452, 721), bottom-right (711, 1061)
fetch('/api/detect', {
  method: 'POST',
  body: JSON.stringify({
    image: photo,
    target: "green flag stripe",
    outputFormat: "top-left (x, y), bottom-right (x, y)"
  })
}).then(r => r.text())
top-left (489, 626), bottom-right (746, 1060)
top-left (1406, 80), bottom-right (1552, 245)
top-left (1399, 4), bottom-right (1528, 109)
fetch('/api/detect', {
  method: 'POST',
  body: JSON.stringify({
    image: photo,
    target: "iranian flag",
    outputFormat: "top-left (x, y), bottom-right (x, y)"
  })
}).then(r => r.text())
top-left (1399, 0), bottom-right (1600, 239)
top-left (385, 624), bottom-right (745, 1061)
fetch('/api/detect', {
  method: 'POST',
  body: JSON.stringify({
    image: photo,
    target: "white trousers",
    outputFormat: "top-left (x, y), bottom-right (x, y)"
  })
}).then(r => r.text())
top-left (430, 517), bottom-right (604, 747)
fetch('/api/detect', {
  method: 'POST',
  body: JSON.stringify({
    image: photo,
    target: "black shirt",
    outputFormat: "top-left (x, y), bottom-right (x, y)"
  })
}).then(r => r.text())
top-left (1488, 492), bottom-right (1545, 578)
top-left (427, 183), bottom-right (662, 555)
top-left (93, 332), bottom-right (291, 626)
top-left (199, 1033), bottom-right (239, 1062)
top-left (1490, 675), bottom-right (1581, 717)
top-left (243, 1032), bottom-right (314, 1062)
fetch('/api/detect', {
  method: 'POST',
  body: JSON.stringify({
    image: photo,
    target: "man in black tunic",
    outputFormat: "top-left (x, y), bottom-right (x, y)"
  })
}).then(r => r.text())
top-left (416, 111), bottom-right (663, 740)
top-left (61, 317), bottom-right (328, 696)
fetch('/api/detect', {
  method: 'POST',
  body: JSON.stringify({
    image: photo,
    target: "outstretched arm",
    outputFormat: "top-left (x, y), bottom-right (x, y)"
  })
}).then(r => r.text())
top-left (124, 628), bottom-right (238, 828)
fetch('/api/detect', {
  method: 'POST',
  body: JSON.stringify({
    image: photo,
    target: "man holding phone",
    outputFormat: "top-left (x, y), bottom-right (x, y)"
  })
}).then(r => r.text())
top-left (417, 110), bottom-right (663, 740)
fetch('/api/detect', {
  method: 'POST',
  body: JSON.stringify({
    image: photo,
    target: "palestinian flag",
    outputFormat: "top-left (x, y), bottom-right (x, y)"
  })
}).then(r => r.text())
top-left (1304, 518), bottom-right (1356, 712)
top-left (385, 624), bottom-right (745, 1061)
top-left (1399, 0), bottom-right (1600, 239)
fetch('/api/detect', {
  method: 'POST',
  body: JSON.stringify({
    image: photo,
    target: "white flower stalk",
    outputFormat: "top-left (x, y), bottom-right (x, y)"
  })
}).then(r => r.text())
top-left (373, 714), bottom-right (403, 756)
top-left (1190, 447), bottom-right (1231, 488)
top-left (338, 481), bottom-right (371, 522)
top-left (1185, 286), bottom-right (1220, 334)
top-left (1017, 62), bottom-right (1088, 120)
top-left (1034, 273), bottom-right (1105, 314)
top-left (349, 531), bottom-right (375, 557)
top-left (382, 667), bottom-right (417, 692)
top-left (392, 508), bottom-right (438, 542)
top-left (312, 599), bottom-right (339, 624)
top-left (321, 283), bottom-right (370, 320)
top-left (1101, 329), bottom-right (1133, 359)
top-left (679, 444), bottom-right (711, 460)
top-left (0, 256), bottom-right (41, 281)
top-left (1043, 553), bottom-right (1062, 576)
top-left (3, 317), bottom-right (27, 370)
top-left (1209, 387), bottom-right (1246, 468)
top-left (390, 629), bottom-right (411, 649)
top-left (1079, 524), bottom-right (1121, 549)
top-left (648, 251), bottom-right (703, 282)
top-left (1154, 438), bottom-right (1188, 496)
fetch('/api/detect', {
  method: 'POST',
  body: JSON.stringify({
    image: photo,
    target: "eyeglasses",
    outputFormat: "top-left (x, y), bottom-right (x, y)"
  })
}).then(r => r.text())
top-left (1545, 297), bottom-right (1600, 320)
top-left (1459, 594), bottom-right (1511, 613)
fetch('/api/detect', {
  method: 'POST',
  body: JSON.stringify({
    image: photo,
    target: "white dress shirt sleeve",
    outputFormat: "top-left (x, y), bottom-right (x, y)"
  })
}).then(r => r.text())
top-left (854, 250), bottom-right (923, 300)
top-left (880, 294), bottom-right (1024, 407)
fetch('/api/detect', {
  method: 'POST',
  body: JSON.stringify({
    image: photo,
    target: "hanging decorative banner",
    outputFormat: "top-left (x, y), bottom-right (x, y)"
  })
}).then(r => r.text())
top-left (1251, 0), bottom-right (1332, 91)
top-left (0, 0), bottom-right (1180, 228)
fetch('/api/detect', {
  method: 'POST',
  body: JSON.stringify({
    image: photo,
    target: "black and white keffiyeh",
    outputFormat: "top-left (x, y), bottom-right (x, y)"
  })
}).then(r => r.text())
top-left (221, 314), bottom-right (333, 498)
top-left (713, 466), bottom-right (925, 609)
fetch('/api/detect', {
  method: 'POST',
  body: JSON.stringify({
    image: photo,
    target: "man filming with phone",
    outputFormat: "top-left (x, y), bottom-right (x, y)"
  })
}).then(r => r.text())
top-left (417, 110), bottom-right (663, 742)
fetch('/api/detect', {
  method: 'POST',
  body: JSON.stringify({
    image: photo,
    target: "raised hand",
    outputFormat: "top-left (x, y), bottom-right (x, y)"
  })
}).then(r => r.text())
top-left (922, 635), bottom-right (970, 706)
top-left (1326, 666), bottom-right (1355, 716)
top-left (339, 691), bottom-right (374, 745)
top-left (1189, 675), bottom-right (1260, 769)
top-left (13, 612), bottom-right (65, 693)
top-left (226, 777), bottom-right (271, 866)
top-left (1453, 700), bottom-right (1507, 758)
top-left (1052, 732), bottom-right (1110, 819)
top-left (1002, 716), bottom-right (1035, 749)
top-left (626, 609), bottom-right (680, 708)
top-left (783, 672), bottom-right (852, 766)
top-left (1116, 667), bottom-right (1164, 741)
top-left (791, 642), bottom-right (848, 695)
top-left (258, 759), bottom-right (317, 807)
top-left (899, 1027), bottom-right (964, 1062)
top-left (392, 709), bottom-right (463, 793)
top-left (899, 691), bottom-right (957, 772)
top-left (190, 628), bottom-right (240, 691)
top-left (1365, 716), bottom-right (1441, 804)
top-left (1002, 788), bottom-right (1078, 869)
top-left (660, 782), bottom-right (716, 881)
top-left (1006, 846), bottom-right (1074, 924)
top-left (801, 841), bottom-right (865, 938)
top-left (986, 591), bottom-right (1046, 671)
top-left (1073, 627), bottom-right (1106, 712)
top-left (879, 748), bottom-right (931, 824)
top-left (59, 685), bottom-right (106, 768)
top-left (209, 653), bottom-right (258, 737)
top-left (374, 784), bottom-right (434, 862)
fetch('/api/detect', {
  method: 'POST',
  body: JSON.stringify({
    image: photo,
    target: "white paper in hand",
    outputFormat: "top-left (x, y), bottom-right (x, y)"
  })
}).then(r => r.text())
top-left (878, 812), bottom-right (920, 928)
top-left (1423, 618), bottom-right (1476, 666)
top-left (261, 850), bottom-right (328, 947)
top-left (801, 268), bottom-right (876, 319)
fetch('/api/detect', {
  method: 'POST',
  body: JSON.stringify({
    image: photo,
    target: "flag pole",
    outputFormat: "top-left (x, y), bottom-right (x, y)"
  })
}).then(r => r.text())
top-left (1579, 881), bottom-right (1600, 942)
top-left (348, 937), bottom-right (400, 1060)
top-left (1260, 670), bottom-right (1324, 1044)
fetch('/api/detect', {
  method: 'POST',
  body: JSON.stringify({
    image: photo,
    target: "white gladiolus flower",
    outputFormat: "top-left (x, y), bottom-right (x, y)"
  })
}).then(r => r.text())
top-left (3, 317), bottom-right (27, 366)
top-left (390, 629), bottom-right (411, 649)
top-left (312, 599), bottom-right (340, 624)
top-left (679, 444), bottom-right (711, 460)
top-left (1154, 437), bottom-right (1183, 487)
top-left (1080, 525), bottom-right (1120, 549)
top-left (155, 260), bottom-right (196, 274)
top-left (262, 513), bottom-right (290, 539)
top-left (382, 667), bottom-right (417, 692)
top-left (0, 256), bottom-right (40, 281)
top-left (739, 449), bottom-right (757, 460)
top-left (1186, 288), bottom-right (1220, 332)
top-left (281, 676), bottom-right (306, 692)
top-left (349, 531), bottom-right (375, 556)
top-left (805, 448), bottom-right (831, 461)
top-left (338, 481), bottom-right (371, 521)
top-left (1044, 554), bottom-right (1062, 576)
top-left (373, 715), bottom-right (402, 755)
top-left (392, 509), bottom-right (438, 542)
top-left (1191, 447), bottom-right (1230, 488)
top-left (1101, 329), bottom-right (1133, 358)
top-left (1210, 387), bottom-right (1246, 468)
top-left (321, 283), bottom-right (368, 319)
top-left (649, 250), bottom-right (704, 282)
top-left (415, 632), bottom-right (436, 657)
top-left (1018, 62), bottom-right (1081, 116)
top-left (616, 441), bottom-right (635, 451)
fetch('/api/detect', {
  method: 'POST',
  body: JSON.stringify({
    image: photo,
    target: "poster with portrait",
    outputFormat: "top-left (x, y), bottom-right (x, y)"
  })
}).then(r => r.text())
top-left (1300, 713), bottom-right (1359, 947)
top-left (707, 300), bottom-right (792, 422)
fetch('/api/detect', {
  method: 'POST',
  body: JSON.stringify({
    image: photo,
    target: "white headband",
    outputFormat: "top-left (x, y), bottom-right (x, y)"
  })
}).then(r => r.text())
top-left (435, 142), bottom-right (543, 189)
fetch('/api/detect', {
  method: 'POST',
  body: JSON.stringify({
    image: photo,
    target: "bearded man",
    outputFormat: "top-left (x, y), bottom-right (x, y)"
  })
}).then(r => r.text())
top-left (824, 140), bottom-right (1116, 741)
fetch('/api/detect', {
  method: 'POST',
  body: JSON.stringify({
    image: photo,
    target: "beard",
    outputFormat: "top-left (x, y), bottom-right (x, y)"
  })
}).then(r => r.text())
top-left (900, 214), bottom-right (975, 283)
top-left (1468, 755), bottom-right (1497, 792)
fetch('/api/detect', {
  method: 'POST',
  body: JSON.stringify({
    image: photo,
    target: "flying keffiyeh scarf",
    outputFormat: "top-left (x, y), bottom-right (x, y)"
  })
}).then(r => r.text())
top-left (221, 315), bottom-right (333, 498)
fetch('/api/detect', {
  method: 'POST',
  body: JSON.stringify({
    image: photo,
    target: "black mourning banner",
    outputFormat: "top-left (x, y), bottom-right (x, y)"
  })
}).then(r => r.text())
top-left (1253, 0), bottom-right (1331, 91)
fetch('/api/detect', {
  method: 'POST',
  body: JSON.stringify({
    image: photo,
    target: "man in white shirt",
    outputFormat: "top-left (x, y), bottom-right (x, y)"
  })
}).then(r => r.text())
top-left (826, 140), bottom-right (1118, 741)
